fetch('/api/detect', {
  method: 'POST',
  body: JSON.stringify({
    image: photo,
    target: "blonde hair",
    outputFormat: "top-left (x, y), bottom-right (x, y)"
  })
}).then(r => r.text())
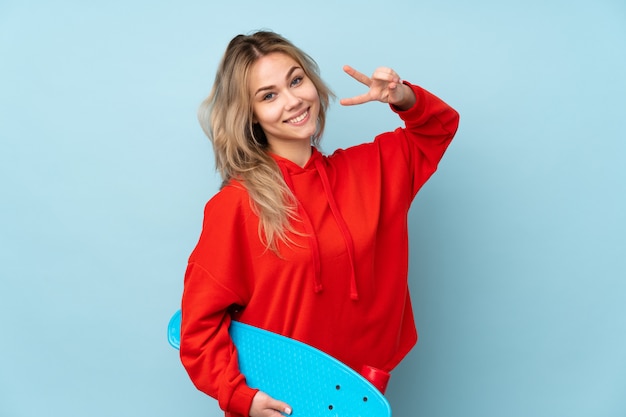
top-left (198, 31), bottom-right (334, 251)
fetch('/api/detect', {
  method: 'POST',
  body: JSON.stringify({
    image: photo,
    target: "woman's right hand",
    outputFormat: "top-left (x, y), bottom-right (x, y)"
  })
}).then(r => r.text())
top-left (249, 391), bottom-right (292, 417)
top-left (340, 65), bottom-right (416, 111)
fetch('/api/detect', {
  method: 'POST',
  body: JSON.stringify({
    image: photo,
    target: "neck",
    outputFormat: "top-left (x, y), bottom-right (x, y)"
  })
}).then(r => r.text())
top-left (269, 140), bottom-right (312, 167)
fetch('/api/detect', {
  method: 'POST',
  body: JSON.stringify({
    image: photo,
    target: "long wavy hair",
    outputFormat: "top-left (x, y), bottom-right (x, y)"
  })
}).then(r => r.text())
top-left (198, 31), bottom-right (334, 251)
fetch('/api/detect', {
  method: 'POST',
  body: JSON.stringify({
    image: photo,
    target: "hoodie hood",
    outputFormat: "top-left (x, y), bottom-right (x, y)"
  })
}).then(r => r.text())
top-left (271, 148), bottom-right (359, 301)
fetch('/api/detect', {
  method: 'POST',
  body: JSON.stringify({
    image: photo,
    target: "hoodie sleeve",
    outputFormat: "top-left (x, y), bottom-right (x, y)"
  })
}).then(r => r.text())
top-left (180, 187), bottom-right (258, 416)
top-left (384, 82), bottom-right (460, 199)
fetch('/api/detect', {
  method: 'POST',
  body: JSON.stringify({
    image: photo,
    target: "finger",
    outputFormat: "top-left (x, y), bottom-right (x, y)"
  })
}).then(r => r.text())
top-left (267, 398), bottom-right (292, 415)
top-left (371, 67), bottom-right (401, 84)
top-left (339, 92), bottom-right (373, 106)
top-left (251, 392), bottom-right (291, 417)
top-left (386, 83), bottom-right (403, 103)
top-left (388, 80), bottom-right (402, 93)
top-left (343, 65), bottom-right (371, 87)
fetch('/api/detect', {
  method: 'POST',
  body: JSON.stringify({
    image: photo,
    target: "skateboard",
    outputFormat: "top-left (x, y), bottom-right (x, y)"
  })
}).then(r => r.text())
top-left (167, 310), bottom-right (391, 417)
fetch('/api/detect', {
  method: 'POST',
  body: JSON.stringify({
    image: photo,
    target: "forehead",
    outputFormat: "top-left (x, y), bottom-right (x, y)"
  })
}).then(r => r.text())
top-left (248, 52), bottom-right (301, 90)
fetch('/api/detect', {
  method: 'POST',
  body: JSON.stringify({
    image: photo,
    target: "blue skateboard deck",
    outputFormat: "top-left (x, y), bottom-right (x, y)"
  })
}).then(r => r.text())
top-left (168, 310), bottom-right (391, 417)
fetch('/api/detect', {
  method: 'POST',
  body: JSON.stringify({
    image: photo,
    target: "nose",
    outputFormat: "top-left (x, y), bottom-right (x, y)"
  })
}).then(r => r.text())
top-left (284, 89), bottom-right (302, 110)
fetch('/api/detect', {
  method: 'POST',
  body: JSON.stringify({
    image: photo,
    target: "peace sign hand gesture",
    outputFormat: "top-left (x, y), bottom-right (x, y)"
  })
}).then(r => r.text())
top-left (339, 65), bottom-right (416, 111)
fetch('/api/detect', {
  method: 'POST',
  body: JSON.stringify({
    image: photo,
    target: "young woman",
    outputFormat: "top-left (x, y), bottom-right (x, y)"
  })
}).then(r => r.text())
top-left (180, 30), bottom-right (460, 417)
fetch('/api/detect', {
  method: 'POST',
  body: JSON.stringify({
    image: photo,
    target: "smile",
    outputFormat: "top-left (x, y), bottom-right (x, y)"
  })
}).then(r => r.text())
top-left (286, 109), bottom-right (310, 124)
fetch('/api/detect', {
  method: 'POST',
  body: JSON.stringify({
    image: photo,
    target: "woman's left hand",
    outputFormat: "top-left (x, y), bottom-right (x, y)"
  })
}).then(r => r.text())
top-left (340, 65), bottom-right (416, 111)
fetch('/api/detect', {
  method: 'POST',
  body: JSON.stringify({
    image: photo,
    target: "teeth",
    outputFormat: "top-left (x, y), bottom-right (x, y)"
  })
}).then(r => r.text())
top-left (288, 110), bottom-right (308, 124)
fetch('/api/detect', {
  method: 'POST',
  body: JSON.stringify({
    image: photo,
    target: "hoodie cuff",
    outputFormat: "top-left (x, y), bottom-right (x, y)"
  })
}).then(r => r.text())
top-left (226, 380), bottom-right (259, 417)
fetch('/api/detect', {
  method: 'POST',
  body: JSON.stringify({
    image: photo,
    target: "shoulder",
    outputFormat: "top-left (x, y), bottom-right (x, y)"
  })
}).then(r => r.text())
top-left (204, 181), bottom-right (248, 212)
top-left (199, 181), bottom-right (257, 233)
top-left (190, 182), bottom-right (256, 265)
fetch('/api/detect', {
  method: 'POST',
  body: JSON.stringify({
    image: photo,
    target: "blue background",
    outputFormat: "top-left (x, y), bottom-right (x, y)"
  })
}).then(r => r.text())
top-left (1, 1), bottom-right (625, 416)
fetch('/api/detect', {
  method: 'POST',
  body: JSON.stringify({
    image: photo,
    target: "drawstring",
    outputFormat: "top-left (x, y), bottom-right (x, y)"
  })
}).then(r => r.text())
top-left (274, 152), bottom-right (360, 301)
top-left (314, 158), bottom-right (359, 301)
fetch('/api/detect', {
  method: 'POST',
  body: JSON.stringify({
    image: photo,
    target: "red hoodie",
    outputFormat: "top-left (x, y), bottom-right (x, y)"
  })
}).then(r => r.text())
top-left (180, 83), bottom-right (459, 417)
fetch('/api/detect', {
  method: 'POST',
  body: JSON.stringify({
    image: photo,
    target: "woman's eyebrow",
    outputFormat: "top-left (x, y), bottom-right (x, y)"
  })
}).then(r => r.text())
top-left (254, 66), bottom-right (302, 96)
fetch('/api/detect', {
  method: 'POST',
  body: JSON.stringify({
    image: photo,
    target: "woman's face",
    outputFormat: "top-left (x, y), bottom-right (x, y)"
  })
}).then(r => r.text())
top-left (249, 52), bottom-right (320, 157)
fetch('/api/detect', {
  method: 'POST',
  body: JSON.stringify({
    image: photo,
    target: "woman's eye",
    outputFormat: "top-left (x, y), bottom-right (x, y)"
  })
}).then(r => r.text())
top-left (263, 92), bottom-right (275, 101)
top-left (291, 76), bottom-right (303, 87)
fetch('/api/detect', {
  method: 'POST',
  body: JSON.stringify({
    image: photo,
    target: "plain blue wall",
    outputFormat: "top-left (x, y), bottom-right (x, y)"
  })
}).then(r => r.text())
top-left (1, 1), bottom-right (625, 416)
